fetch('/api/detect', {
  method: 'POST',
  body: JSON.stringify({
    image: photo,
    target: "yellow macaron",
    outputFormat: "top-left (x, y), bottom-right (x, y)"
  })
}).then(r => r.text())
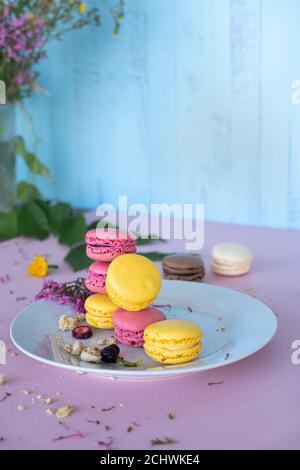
top-left (143, 320), bottom-right (203, 364)
top-left (84, 294), bottom-right (118, 329)
top-left (106, 254), bottom-right (161, 311)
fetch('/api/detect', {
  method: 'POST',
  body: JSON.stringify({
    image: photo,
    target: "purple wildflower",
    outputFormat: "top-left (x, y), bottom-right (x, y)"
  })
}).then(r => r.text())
top-left (35, 278), bottom-right (91, 314)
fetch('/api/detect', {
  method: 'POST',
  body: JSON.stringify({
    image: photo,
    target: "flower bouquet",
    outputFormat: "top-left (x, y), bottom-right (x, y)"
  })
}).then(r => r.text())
top-left (0, 0), bottom-right (123, 211)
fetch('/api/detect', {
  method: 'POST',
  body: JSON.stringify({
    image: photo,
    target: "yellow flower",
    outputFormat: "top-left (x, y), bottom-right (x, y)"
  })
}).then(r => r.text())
top-left (28, 256), bottom-right (48, 277)
top-left (78, 2), bottom-right (87, 14)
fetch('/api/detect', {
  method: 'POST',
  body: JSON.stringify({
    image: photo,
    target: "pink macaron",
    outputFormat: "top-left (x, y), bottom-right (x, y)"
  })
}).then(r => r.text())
top-left (85, 229), bottom-right (136, 262)
top-left (85, 261), bottom-right (108, 294)
top-left (112, 307), bottom-right (166, 347)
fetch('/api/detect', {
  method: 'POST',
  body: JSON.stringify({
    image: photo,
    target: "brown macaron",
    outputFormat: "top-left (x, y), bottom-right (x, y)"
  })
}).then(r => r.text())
top-left (162, 254), bottom-right (205, 282)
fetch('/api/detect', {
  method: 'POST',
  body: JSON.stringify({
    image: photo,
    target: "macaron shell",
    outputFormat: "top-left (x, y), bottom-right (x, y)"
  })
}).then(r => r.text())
top-left (211, 261), bottom-right (250, 276)
top-left (84, 294), bottom-right (118, 317)
top-left (144, 341), bottom-right (202, 364)
top-left (106, 254), bottom-right (161, 311)
top-left (86, 313), bottom-right (114, 329)
top-left (85, 277), bottom-right (106, 294)
top-left (85, 228), bottom-right (136, 243)
top-left (85, 229), bottom-right (136, 262)
top-left (88, 261), bottom-right (109, 276)
top-left (114, 326), bottom-right (144, 347)
top-left (112, 307), bottom-right (166, 331)
top-left (162, 254), bottom-right (205, 282)
top-left (85, 262), bottom-right (108, 293)
top-left (143, 319), bottom-right (203, 350)
top-left (112, 307), bottom-right (166, 348)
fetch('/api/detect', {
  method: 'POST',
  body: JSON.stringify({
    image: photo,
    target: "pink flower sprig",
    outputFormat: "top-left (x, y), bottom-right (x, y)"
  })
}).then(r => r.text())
top-left (35, 278), bottom-right (90, 313)
top-left (0, 2), bottom-right (45, 99)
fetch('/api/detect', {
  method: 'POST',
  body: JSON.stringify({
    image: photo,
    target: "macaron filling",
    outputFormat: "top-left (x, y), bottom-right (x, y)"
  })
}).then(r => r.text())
top-left (87, 244), bottom-right (136, 256)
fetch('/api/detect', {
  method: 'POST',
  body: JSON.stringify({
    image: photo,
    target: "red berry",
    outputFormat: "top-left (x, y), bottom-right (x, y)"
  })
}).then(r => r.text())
top-left (72, 325), bottom-right (92, 340)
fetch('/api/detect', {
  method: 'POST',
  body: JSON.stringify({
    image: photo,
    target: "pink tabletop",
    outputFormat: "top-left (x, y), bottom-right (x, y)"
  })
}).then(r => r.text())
top-left (0, 221), bottom-right (299, 450)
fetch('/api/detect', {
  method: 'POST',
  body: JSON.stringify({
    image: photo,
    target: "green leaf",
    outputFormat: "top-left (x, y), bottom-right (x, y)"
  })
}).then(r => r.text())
top-left (87, 219), bottom-right (116, 230)
top-left (116, 357), bottom-right (143, 368)
top-left (15, 136), bottom-right (50, 179)
top-left (34, 199), bottom-right (51, 216)
top-left (16, 181), bottom-right (42, 202)
top-left (136, 234), bottom-right (166, 245)
top-left (140, 251), bottom-right (173, 261)
top-left (0, 210), bottom-right (18, 240)
top-left (48, 202), bottom-right (72, 235)
top-left (18, 201), bottom-right (51, 240)
top-left (64, 242), bottom-right (93, 272)
top-left (58, 212), bottom-right (87, 246)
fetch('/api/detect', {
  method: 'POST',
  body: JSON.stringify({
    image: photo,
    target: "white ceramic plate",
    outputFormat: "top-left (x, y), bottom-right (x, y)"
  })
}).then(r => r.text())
top-left (10, 281), bottom-right (277, 379)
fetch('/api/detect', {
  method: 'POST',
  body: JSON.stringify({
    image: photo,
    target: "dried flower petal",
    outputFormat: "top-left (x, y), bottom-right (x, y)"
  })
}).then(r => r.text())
top-left (55, 405), bottom-right (74, 419)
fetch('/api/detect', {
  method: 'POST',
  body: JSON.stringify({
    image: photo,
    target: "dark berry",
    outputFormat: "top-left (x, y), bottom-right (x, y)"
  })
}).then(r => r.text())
top-left (109, 344), bottom-right (120, 355)
top-left (101, 344), bottom-right (120, 363)
top-left (72, 325), bottom-right (92, 340)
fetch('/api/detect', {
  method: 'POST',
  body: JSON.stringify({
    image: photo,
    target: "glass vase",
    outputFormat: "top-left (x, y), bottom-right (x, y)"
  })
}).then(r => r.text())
top-left (0, 104), bottom-right (16, 213)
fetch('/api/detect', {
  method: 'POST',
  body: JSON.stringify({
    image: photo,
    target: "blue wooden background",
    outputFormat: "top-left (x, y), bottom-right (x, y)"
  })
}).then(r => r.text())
top-left (17, 0), bottom-right (300, 229)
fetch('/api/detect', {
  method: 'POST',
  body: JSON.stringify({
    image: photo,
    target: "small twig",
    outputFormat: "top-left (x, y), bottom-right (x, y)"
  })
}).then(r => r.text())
top-left (53, 431), bottom-right (84, 442)
top-left (208, 381), bottom-right (224, 386)
top-left (132, 421), bottom-right (141, 427)
top-left (58, 421), bottom-right (69, 430)
top-left (97, 436), bottom-right (113, 450)
top-left (0, 392), bottom-right (11, 403)
top-left (152, 303), bottom-right (172, 308)
top-left (101, 406), bottom-right (115, 412)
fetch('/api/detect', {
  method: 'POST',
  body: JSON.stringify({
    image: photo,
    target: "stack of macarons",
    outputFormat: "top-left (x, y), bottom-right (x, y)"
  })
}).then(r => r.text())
top-left (83, 229), bottom-right (203, 365)
top-left (85, 228), bottom-right (137, 294)
top-left (84, 229), bottom-right (164, 342)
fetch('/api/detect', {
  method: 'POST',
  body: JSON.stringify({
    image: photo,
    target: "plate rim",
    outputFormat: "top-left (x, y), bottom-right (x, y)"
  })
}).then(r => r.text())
top-left (10, 281), bottom-right (278, 379)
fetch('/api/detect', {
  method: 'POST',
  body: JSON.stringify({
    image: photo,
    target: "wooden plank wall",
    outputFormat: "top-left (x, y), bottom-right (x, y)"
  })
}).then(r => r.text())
top-left (17, 0), bottom-right (300, 229)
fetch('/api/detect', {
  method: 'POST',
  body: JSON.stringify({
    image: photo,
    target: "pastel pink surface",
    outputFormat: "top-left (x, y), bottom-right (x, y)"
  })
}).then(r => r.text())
top-left (1, 219), bottom-right (300, 450)
top-left (112, 307), bottom-right (166, 347)
top-left (85, 229), bottom-right (136, 262)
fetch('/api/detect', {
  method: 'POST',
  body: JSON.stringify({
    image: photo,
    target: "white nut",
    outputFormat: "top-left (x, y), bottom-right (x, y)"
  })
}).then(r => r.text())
top-left (72, 340), bottom-right (84, 356)
top-left (80, 347), bottom-right (101, 364)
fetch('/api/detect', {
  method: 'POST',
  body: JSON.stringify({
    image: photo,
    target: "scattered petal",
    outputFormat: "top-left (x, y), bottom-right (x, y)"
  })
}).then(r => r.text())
top-left (97, 436), bottom-right (113, 450)
top-left (151, 437), bottom-right (177, 446)
top-left (55, 405), bottom-right (74, 419)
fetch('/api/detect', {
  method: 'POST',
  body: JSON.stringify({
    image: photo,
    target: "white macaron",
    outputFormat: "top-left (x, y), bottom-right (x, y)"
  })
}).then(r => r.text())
top-left (211, 243), bottom-right (252, 276)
